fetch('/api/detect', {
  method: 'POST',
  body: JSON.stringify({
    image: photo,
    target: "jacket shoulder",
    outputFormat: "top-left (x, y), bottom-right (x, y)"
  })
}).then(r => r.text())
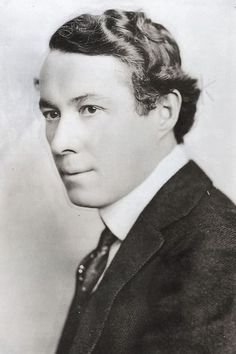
top-left (188, 185), bottom-right (236, 249)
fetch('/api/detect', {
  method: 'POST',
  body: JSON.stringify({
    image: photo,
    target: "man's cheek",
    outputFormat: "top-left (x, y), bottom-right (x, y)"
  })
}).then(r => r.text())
top-left (45, 128), bottom-right (54, 146)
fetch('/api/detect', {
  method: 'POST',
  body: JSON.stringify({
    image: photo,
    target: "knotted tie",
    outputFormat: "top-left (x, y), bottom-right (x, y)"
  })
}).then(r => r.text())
top-left (75, 227), bottom-right (117, 310)
top-left (56, 227), bottom-right (117, 354)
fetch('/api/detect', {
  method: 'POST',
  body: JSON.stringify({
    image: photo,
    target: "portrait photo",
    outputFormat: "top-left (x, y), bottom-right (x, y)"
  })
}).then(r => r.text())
top-left (0, 0), bottom-right (236, 353)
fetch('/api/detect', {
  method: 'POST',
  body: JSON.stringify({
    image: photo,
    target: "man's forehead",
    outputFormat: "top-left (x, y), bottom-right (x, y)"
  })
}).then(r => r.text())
top-left (40, 50), bottom-right (132, 83)
top-left (39, 50), bottom-right (134, 107)
top-left (39, 50), bottom-right (134, 104)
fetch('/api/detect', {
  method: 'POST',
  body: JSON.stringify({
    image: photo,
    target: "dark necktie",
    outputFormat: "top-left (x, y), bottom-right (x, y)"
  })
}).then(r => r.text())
top-left (56, 227), bottom-right (117, 354)
top-left (75, 227), bottom-right (117, 310)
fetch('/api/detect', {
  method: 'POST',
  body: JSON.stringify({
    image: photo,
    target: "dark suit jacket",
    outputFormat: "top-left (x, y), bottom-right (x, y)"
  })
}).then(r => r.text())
top-left (58, 161), bottom-right (236, 354)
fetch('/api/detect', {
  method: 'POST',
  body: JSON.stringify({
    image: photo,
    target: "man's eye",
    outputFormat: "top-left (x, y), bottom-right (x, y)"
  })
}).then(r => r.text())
top-left (42, 110), bottom-right (60, 121)
top-left (79, 105), bottom-right (101, 116)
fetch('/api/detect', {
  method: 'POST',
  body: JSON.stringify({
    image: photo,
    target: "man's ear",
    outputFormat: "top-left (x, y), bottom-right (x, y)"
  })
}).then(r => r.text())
top-left (158, 89), bottom-right (182, 134)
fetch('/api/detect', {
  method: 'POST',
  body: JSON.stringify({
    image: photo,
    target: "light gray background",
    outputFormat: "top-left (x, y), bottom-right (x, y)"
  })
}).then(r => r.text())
top-left (0, 0), bottom-right (236, 353)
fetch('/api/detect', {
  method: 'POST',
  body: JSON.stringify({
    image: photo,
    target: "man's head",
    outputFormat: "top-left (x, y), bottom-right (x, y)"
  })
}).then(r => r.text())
top-left (39, 9), bottom-right (200, 208)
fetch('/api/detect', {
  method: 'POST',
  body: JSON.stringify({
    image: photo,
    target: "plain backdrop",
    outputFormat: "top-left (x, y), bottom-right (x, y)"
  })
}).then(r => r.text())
top-left (0, 0), bottom-right (236, 353)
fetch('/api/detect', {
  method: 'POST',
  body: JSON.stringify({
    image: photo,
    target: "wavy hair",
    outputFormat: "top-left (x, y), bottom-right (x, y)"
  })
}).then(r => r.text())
top-left (49, 9), bottom-right (200, 143)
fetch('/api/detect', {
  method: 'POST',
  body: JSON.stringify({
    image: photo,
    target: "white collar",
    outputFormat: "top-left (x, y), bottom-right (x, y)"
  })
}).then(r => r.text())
top-left (99, 145), bottom-right (189, 241)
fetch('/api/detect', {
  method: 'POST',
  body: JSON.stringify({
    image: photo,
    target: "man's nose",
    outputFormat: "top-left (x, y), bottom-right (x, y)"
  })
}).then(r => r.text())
top-left (49, 115), bottom-right (83, 155)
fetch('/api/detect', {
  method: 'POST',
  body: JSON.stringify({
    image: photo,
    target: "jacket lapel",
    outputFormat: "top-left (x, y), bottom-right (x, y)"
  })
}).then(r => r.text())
top-left (70, 161), bottom-right (212, 354)
top-left (142, 160), bottom-right (212, 231)
top-left (70, 214), bottom-right (164, 354)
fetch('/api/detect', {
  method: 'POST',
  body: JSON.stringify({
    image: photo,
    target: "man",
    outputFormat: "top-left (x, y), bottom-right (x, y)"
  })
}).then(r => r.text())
top-left (39, 9), bottom-right (236, 354)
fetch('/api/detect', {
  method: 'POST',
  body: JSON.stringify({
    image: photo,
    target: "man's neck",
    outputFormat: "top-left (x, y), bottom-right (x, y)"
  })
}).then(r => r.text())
top-left (99, 143), bottom-right (188, 240)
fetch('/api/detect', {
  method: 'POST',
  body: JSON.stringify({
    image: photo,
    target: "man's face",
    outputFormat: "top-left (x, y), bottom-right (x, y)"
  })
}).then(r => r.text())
top-left (39, 51), bottom-right (163, 208)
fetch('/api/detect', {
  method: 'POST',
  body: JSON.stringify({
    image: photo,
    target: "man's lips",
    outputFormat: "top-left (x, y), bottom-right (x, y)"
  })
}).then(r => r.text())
top-left (60, 168), bottom-right (93, 176)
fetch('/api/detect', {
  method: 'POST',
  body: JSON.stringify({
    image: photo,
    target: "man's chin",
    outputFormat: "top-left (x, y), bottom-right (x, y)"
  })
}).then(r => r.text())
top-left (65, 188), bottom-right (104, 209)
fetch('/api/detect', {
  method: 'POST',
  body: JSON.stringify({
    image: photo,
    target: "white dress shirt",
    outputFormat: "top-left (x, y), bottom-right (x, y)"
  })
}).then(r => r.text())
top-left (92, 144), bottom-right (189, 290)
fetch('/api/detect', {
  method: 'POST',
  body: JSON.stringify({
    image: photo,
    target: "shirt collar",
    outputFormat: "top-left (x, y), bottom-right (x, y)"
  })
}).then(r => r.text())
top-left (99, 145), bottom-right (189, 241)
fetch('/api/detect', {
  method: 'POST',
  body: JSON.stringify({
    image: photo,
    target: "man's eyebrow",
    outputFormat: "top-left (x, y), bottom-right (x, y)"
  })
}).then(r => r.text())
top-left (70, 94), bottom-right (108, 104)
top-left (39, 99), bottom-right (58, 110)
top-left (39, 94), bottom-right (109, 110)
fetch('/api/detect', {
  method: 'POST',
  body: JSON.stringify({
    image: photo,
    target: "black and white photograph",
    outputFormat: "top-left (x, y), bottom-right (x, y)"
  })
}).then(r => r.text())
top-left (1, 1), bottom-right (236, 353)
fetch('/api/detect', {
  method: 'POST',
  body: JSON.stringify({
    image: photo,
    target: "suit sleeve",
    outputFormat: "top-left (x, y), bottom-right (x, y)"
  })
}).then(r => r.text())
top-left (140, 228), bottom-right (236, 354)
